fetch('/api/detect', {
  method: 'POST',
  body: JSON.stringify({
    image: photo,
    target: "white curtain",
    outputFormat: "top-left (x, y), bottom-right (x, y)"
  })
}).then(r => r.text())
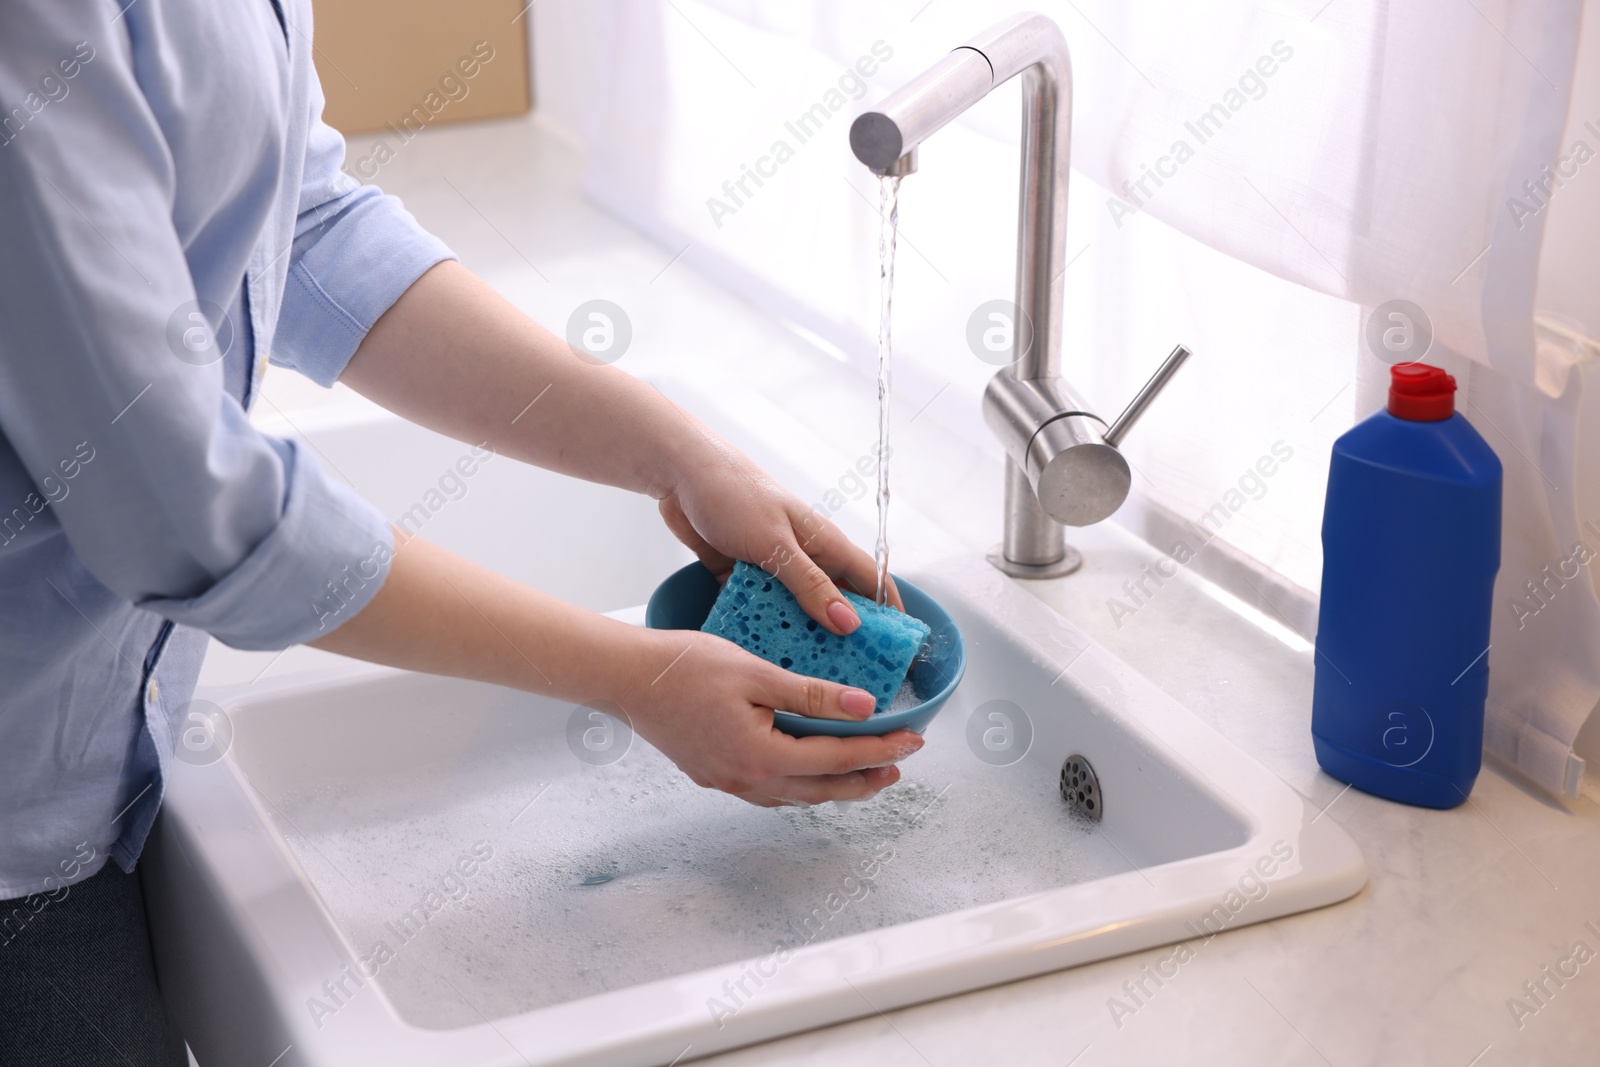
top-left (581, 0), bottom-right (1596, 798)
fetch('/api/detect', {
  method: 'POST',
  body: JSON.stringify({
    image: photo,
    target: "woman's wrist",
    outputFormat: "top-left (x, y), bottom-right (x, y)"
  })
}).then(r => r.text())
top-left (597, 620), bottom-right (648, 707)
top-left (639, 391), bottom-right (727, 502)
top-left (593, 621), bottom-right (679, 712)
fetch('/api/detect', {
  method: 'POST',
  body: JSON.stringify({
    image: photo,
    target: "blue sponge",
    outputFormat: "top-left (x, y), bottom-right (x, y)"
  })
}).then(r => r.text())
top-left (701, 561), bottom-right (931, 712)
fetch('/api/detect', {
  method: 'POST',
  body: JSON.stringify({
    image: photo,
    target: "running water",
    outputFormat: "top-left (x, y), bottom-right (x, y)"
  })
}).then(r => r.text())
top-left (873, 174), bottom-right (902, 607)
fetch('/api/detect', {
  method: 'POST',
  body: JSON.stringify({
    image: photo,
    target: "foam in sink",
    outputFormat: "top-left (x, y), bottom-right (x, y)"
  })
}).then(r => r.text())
top-left (701, 561), bottom-right (931, 712)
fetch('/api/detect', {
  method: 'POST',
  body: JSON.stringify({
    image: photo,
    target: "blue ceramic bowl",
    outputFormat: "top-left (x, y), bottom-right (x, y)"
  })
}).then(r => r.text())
top-left (644, 562), bottom-right (966, 737)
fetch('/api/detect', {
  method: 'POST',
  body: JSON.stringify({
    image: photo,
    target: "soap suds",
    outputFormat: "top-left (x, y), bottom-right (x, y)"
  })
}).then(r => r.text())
top-left (885, 677), bottom-right (922, 714)
top-left (260, 697), bottom-right (1126, 1030)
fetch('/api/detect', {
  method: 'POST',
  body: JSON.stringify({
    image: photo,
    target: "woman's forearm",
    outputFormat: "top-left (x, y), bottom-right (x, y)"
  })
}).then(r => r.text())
top-left (337, 259), bottom-right (899, 634)
top-left (337, 260), bottom-right (713, 500)
top-left (308, 530), bottom-right (655, 704)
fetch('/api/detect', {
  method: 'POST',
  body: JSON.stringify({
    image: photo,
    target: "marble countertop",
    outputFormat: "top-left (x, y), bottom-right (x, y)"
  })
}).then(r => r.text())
top-left (265, 114), bottom-right (1600, 1067)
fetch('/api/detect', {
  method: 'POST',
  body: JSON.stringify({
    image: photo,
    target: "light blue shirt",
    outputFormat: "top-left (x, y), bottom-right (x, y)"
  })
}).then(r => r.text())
top-left (0, 0), bottom-right (455, 896)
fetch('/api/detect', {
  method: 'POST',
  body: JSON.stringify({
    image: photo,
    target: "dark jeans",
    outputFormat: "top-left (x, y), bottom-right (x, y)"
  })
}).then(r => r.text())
top-left (0, 862), bottom-right (187, 1066)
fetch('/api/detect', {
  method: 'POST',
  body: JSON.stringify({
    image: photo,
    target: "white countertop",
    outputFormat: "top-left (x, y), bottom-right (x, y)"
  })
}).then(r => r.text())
top-left (265, 114), bottom-right (1600, 1067)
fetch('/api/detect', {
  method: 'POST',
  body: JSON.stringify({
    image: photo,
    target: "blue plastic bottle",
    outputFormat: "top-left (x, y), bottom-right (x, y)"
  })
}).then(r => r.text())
top-left (1311, 363), bottom-right (1502, 809)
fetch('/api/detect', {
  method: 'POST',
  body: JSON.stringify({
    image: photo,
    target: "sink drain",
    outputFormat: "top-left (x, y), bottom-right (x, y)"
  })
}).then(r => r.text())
top-left (1060, 755), bottom-right (1102, 821)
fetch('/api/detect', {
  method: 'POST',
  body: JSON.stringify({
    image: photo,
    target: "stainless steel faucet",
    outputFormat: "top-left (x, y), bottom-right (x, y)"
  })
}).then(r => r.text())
top-left (850, 12), bottom-right (1191, 579)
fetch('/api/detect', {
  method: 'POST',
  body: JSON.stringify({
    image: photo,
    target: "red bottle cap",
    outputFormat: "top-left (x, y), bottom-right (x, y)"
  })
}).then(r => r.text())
top-left (1388, 363), bottom-right (1455, 421)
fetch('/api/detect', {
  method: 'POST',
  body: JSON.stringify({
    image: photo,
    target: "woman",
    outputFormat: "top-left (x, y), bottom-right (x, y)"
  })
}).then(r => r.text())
top-left (0, 2), bottom-right (922, 1062)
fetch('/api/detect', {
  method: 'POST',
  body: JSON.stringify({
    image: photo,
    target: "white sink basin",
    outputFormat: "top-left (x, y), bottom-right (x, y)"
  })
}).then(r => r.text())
top-left (144, 397), bottom-right (1364, 1067)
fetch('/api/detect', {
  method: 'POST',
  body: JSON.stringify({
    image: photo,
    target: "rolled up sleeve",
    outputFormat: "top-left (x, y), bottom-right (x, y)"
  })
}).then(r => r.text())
top-left (138, 436), bottom-right (395, 647)
top-left (0, 5), bottom-right (395, 650)
top-left (271, 78), bottom-right (456, 386)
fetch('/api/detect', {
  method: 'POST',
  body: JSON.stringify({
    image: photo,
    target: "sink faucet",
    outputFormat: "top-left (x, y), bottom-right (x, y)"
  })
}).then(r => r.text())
top-left (850, 12), bottom-right (1191, 579)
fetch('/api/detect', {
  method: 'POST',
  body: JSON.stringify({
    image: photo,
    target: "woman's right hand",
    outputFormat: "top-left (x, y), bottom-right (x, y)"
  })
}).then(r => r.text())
top-left (615, 628), bottom-right (925, 807)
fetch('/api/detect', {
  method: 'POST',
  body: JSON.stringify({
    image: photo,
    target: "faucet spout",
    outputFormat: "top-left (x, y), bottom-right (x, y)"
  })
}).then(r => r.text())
top-left (851, 14), bottom-right (1190, 580)
top-left (850, 12), bottom-right (1070, 385)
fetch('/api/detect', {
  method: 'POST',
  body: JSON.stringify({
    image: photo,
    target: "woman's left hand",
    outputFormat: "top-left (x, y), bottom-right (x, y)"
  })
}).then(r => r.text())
top-left (657, 435), bottom-right (903, 636)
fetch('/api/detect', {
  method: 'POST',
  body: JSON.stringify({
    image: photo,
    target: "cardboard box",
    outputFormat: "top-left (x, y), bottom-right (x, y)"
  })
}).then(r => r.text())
top-left (310, 0), bottom-right (531, 136)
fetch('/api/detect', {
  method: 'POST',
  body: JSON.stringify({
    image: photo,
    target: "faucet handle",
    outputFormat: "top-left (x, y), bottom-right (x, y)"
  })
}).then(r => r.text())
top-left (1103, 345), bottom-right (1193, 448)
top-left (980, 343), bottom-right (1192, 530)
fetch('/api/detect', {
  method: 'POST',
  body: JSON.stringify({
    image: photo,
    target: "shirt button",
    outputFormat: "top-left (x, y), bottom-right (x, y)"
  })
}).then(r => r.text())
top-left (255, 353), bottom-right (267, 379)
top-left (146, 680), bottom-right (159, 704)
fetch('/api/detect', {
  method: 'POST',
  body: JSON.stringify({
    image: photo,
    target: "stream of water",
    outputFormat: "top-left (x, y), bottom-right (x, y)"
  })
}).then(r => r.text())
top-left (873, 174), bottom-right (902, 607)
